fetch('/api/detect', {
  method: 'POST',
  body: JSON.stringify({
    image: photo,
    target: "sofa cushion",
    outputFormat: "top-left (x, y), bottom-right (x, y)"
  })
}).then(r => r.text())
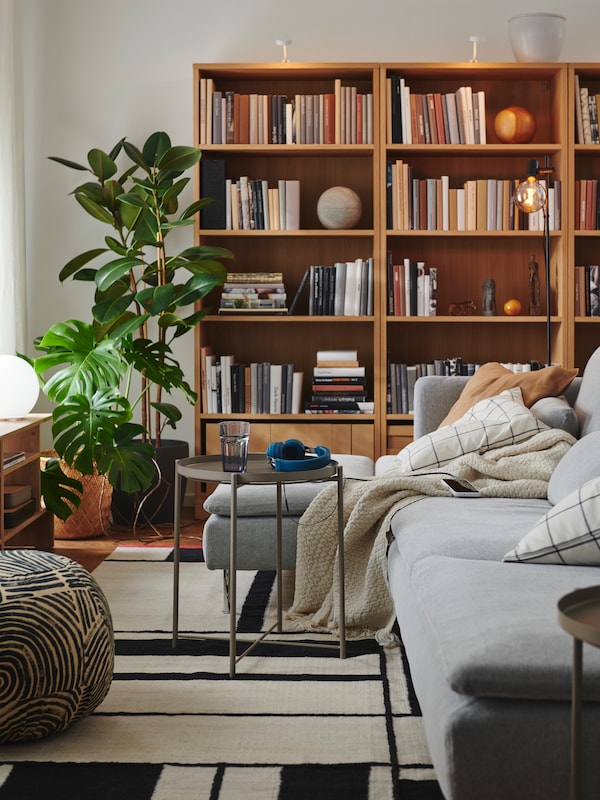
top-left (574, 346), bottom-right (600, 437)
top-left (548, 430), bottom-right (600, 504)
top-left (438, 362), bottom-right (578, 427)
top-left (529, 395), bottom-right (579, 437)
top-left (397, 388), bottom-right (547, 471)
top-left (407, 555), bottom-right (600, 701)
top-left (504, 476), bottom-right (600, 565)
top-left (389, 495), bottom-right (550, 569)
top-left (203, 453), bottom-right (374, 517)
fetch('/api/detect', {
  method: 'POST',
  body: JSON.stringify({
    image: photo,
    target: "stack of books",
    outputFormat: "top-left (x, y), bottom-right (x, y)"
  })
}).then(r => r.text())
top-left (219, 272), bottom-right (287, 315)
top-left (386, 255), bottom-right (437, 317)
top-left (305, 350), bottom-right (368, 414)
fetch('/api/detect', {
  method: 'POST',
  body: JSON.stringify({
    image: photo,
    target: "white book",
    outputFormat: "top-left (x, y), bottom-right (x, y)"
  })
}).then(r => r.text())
top-left (250, 362), bottom-right (259, 414)
top-left (476, 91), bottom-right (487, 144)
top-left (343, 260), bottom-right (358, 316)
top-left (317, 350), bottom-right (358, 362)
top-left (441, 175), bottom-right (450, 231)
top-left (353, 258), bottom-right (363, 316)
top-left (291, 372), bottom-right (303, 414)
top-left (487, 179), bottom-right (497, 231)
top-left (261, 179), bottom-right (270, 230)
top-left (495, 181), bottom-right (504, 231)
top-left (313, 366), bottom-right (366, 377)
top-left (416, 262), bottom-right (426, 316)
top-left (402, 79), bottom-right (412, 145)
top-left (270, 364), bottom-right (283, 414)
top-left (284, 180), bottom-right (300, 230)
top-left (278, 179), bottom-right (286, 230)
top-left (366, 257), bottom-right (374, 316)
top-left (220, 354), bottom-right (234, 414)
top-left (456, 187), bottom-right (466, 231)
top-left (333, 261), bottom-right (347, 316)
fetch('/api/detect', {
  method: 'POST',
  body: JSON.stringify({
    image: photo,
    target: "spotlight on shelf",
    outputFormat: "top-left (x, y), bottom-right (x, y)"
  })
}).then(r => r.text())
top-left (513, 157), bottom-right (554, 366)
top-left (276, 39), bottom-right (292, 63)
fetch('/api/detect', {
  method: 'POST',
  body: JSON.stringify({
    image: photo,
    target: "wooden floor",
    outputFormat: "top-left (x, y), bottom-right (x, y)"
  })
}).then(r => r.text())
top-left (54, 516), bottom-right (204, 572)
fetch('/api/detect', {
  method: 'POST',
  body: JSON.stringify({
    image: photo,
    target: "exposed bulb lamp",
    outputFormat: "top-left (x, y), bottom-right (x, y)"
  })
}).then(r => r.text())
top-left (0, 354), bottom-right (40, 419)
top-left (513, 157), bottom-right (553, 367)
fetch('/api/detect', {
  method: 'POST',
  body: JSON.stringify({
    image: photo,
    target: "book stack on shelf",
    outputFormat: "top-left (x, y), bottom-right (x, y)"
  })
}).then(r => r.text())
top-left (2, 451), bottom-right (26, 469)
top-left (387, 164), bottom-right (561, 232)
top-left (575, 76), bottom-right (600, 144)
top-left (3, 483), bottom-right (35, 529)
top-left (219, 272), bottom-right (288, 315)
top-left (574, 265), bottom-right (600, 316)
top-left (200, 347), bottom-right (303, 415)
top-left (200, 160), bottom-right (300, 231)
top-left (199, 78), bottom-right (373, 146)
top-left (388, 77), bottom-right (486, 145)
top-left (289, 258), bottom-right (374, 316)
top-left (386, 255), bottom-right (437, 317)
top-left (305, 350), bottom-right (371, 414)
top-left (574, 179), bottom-right (600, 230)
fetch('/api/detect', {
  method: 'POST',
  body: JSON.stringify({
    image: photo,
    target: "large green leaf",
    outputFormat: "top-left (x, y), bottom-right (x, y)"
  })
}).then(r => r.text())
top-left (33, 320), bottom-right (126, 402)
top-left (135, 284), bottom-right (176, 314)
top-left (105, 423), bottom-right (157, 493)
top-left (142, 132), bottom-right (172, 167)
top-left (88, 148), bottom-right (118, 182)
top-left (76, 193), bottom-right (115, 225)
top-left (93, 292), bottom-right (136, 325)
top-left (40, 457), bottom-right (83, 521)
top-left (157, 145), bottom-right (202, 174)
top-left (95, 255), bottom-right (143, 292)
top-left (59, 248), bottom-right (107, 282)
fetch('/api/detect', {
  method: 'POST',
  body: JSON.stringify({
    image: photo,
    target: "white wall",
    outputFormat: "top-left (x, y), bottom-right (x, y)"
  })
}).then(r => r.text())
top-left (21, 0), bottom-right (597, 451)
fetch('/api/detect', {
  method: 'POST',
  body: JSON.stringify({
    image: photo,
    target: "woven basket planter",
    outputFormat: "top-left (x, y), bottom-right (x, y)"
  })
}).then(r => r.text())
top-left (43, 453), bottom-right (112, 540)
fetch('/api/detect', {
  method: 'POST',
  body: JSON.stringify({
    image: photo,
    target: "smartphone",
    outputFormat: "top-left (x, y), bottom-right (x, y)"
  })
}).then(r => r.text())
top-left (441, 477), bottom-right (480, 498)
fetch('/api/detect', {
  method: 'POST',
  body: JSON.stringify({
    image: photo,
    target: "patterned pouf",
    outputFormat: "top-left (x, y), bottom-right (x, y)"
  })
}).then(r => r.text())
top-left (0, 549), bottom-right (114, 743)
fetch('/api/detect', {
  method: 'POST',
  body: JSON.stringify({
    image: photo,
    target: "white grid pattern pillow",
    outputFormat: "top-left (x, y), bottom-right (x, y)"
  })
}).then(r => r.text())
top-left (398, 387), bottom-right (548, 472)
top-left (504, 476), bottom-right (600, 564)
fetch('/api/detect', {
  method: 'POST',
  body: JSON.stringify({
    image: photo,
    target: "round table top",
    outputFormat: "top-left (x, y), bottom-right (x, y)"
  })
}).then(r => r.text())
top-left (175, 452), bottom-right (341, 485)
top-left (558, 585), bottom-right (600, 648)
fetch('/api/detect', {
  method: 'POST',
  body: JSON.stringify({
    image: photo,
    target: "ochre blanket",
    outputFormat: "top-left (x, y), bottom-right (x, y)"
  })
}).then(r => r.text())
top-left (287, 427), bottom-right (575, 645)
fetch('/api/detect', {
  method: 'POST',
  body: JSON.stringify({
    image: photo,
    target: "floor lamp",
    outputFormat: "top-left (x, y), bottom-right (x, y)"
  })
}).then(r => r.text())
top-left (513, 157), bottom-right (553, 366)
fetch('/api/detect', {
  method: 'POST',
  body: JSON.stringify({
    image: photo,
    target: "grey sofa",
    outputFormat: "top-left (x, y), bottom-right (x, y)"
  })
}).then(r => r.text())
top-left (384, 347), bottom-right (600, 799)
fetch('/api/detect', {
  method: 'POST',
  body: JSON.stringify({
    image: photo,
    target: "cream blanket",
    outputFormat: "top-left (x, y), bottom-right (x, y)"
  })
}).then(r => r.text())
top-left (287, 427), bottom-right (575, 645)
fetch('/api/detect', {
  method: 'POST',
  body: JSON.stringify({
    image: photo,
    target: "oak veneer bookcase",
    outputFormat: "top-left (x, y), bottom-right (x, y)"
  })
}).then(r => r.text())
top-left (0, 414), bottom-right (53, 550)
top-left (192, 61), bottom-right (593, 489)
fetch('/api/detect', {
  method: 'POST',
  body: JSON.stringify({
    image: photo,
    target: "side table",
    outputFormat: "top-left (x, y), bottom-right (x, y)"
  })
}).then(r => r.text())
top-left (172, 453), bottom-right (345, 676)
top-left (558, 585), bottom-right (600, 800)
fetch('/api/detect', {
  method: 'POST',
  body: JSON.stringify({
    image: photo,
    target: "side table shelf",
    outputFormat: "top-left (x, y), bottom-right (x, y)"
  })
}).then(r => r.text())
top-left (0, 414), bottom-right (54, 551)
top-left (558, 585), bottom-right (600, 800)
top-left (172, 453), bottom-right (345, 677)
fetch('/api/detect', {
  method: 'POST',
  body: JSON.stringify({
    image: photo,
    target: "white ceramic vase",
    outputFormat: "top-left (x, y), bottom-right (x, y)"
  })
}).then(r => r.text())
top-left (508, 13), bottom-right (566, 62)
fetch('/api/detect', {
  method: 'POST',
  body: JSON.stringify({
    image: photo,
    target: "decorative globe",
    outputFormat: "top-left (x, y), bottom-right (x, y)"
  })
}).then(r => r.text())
top-left (316, 186), bottom-right (362, 230)
top-left (494, 107), bottom-right (536, 144)
top-left (504, 299), bottom-right (522, 316)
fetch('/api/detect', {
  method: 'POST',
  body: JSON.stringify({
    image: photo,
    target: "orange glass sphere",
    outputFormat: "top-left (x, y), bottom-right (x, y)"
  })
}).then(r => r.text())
top-left (494, 106), bottom-right (536, 144)
top-left (504, 299), bottom-right (522, 316)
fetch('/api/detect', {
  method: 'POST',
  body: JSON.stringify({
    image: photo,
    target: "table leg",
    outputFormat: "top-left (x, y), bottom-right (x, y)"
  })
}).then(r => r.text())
top-left (229, 475), bottom-right (238, 677)
top-left (571, 637), bottom-right (582, 800)
top-left (172, 462), bottom-right (182, 648)
top-left (337, 465), bottom-right (346, 659)
top-left (276, 481), bottom-right (283, 632)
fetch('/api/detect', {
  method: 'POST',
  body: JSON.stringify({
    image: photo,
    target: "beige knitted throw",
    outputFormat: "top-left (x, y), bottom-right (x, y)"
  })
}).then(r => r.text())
top-left (287, 427), bottom-right (575, 645)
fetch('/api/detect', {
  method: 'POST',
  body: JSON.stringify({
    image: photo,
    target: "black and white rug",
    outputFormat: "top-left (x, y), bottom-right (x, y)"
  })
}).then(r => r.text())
top-left (0, 547), bottom-right (443, 800)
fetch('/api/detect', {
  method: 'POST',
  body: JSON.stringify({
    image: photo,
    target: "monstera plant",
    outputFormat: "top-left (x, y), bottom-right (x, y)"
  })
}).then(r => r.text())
top-left (34, 131), bottom-right (232, 520)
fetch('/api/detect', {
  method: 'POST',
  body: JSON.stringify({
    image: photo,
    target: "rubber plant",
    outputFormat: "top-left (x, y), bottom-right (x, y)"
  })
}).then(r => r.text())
top-left (34, 131), bottom-right (232, 519)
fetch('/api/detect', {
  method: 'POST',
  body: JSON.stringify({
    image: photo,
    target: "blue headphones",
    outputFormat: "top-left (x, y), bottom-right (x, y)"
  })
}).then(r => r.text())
top-left (266, 439), bottom-right (331, 471)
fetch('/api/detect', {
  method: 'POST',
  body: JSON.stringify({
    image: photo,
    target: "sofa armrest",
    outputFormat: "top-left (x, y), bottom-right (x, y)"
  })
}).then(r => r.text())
top-left (413, 376), bottom-right (470, 438)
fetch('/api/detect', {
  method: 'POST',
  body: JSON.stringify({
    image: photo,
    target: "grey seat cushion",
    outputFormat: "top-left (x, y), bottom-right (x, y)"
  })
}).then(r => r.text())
top-left (408, 554), bottom-right (600, 701)
top-left (574, 346), bottom-right (600, 436)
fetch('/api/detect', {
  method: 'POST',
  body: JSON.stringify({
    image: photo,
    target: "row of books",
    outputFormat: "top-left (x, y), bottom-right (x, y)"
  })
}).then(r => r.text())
top-left (290, 258), bottom-right (374, 317)
top-left (387, 162), bottom-right (562, 232)
top-left (387, 358), bottom-right (550, 414)
top-left (388, 76), bottom-right (486, 145)
top-left (219, 272), bottom-right (288, 315)
top-left (574, 265), bottom-right (600, 316)
top-left (305, 351), bottom-right (370, 414)
top-left (200, 160), bottom-right (300, 230)
top-left (199, 78), bottom-right (374, 146)
top-left (200, 347), bottom-right (303, 414)
top-left (575, 179), bottom-right (600, 230)
top-left (575, 77), bottom-right (600, 145)
top-left (386, 256), bottom-right (437, 317)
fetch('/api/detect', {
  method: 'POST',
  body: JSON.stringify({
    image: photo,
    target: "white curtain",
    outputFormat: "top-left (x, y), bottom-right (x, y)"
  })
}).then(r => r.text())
top-left (0, 0), bottom-right (27, 355)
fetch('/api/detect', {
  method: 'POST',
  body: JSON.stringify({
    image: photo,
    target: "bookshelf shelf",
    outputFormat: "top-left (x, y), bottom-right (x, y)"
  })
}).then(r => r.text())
top-left (191, 60), bottom-right (591, 470)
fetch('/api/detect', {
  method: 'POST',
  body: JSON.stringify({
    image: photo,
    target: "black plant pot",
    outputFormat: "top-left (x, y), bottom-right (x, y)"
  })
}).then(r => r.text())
top-left (111, 439), bottom-right (189, 527)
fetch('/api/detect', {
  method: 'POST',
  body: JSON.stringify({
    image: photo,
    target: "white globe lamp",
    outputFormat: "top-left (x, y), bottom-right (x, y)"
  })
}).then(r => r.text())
top-left (0, 355), bottom-right (40, 419)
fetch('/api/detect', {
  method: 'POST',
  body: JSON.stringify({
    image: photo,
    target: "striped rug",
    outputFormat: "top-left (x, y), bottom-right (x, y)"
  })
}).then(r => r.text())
top-left (0, 547), bottom-right (443, 800)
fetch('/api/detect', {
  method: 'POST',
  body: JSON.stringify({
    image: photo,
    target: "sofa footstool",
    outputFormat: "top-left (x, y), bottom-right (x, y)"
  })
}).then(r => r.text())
top-left (0, 550), bottom-right (114, 743)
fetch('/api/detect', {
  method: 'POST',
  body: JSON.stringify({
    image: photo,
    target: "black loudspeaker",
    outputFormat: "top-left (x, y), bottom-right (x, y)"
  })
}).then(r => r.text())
top-left (266, 439), bottom-right (331, 471)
